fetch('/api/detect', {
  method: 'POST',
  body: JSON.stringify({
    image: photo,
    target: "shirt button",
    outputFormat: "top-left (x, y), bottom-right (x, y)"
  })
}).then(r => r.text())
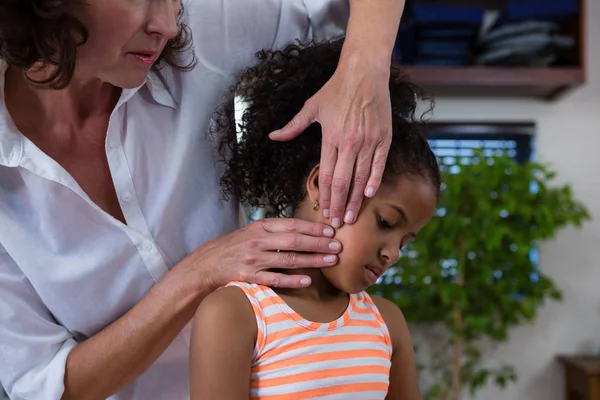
top-left (108, 139), bottom-right (118, 149)
top-left (121, 191), bottom-right (132, 202)
top-left (143, 242), bottom-right (153, 252)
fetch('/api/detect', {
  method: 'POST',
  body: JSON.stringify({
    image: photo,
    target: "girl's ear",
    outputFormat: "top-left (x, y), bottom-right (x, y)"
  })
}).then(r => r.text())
top-left (305, 164), bottom-right (320, 207)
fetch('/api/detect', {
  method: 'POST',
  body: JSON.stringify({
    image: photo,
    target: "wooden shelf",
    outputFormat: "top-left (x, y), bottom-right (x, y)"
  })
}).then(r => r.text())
top-left (398, 0), bottom-right (587, 101)
top-left (403, 66), bottom-right (585, 100)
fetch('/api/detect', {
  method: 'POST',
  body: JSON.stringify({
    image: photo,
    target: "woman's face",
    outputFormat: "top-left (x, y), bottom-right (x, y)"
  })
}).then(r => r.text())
top-left (71, 0), bottom-right (181, 88)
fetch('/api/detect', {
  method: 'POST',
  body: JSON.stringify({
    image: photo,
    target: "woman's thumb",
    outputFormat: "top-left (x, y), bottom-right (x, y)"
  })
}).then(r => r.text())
top-left (269, 102), bottom-right (316, 141)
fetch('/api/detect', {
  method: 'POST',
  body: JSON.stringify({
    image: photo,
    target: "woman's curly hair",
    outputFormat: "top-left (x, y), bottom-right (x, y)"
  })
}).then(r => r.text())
top-left (0, 0), bottom-right (194, 89)
top-left (213, 39), bottom-right (440, 218)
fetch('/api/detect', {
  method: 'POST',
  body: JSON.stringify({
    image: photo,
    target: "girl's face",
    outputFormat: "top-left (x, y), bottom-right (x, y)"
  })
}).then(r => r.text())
top-left (69, 0), bottom-right (181, 88)
top-left (303, 170), bottom-right (438, 294)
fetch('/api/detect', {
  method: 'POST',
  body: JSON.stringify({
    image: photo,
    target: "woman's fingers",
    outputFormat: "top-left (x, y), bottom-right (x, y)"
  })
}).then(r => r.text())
top-left (268, 98), bottom-right (317, 141)
top-left (365, 140), bottom-right (390, 198)
top-left (238, 248), bottom-right (337, 270)
top-left (250, 252), bottom-right (339, 287)
top-left (251, 271), bottom-right (313, 289)
top-left (274, 251), bottom-right (339, 268)
top-left (342, 143), bottom-right (375, 225)
top-left (253, 219), bottom-right (341, 255)
top-left (257, 218), bottom-right (335, 238)
top-left (270, 232), bottom-right (341, 255)
top-left (317, 140), bottom-right (338, 219)
top-left (327, 142), bottom-right (360, 228)
top-left (201, 218), bottom-right (341, 289)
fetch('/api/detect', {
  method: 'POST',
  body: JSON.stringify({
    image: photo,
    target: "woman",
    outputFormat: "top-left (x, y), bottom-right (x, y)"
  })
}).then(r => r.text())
top-left (0, 1), bottom-right (405, 399)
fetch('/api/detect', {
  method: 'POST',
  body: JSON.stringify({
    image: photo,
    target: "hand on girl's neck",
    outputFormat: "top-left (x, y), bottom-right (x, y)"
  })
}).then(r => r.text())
top-left (274, 208), bottom-right (346, 301)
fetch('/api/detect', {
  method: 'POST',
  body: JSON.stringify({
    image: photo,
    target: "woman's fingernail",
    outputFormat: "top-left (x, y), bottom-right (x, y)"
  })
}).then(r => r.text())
top-left (322, 209), bottom-right (330, 218)
top-left (344, 211), bottom-right (355, 224)
top-left (332, 218), bottom-right (341, 229)
top-left (269, 130), bottom-right (281, 137)
top-left (300, 278), bottom-right (312, 286)
top-left (366, 186), bottom-right (375, 197)
top-left (324, 255), bottom-right (337, 264)
top-left (323, 227), bottom-right (334, 237)
top-left (329, 241), bottom-right (341, 251)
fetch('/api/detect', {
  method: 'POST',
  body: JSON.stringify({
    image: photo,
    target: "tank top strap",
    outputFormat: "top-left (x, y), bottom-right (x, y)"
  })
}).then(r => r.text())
top-left (355, 291), bottom-right (393, 353)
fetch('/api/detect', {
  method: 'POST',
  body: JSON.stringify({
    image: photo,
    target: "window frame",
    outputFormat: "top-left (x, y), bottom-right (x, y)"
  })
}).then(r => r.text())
top-left (425, 121), bottom-right (536, 164)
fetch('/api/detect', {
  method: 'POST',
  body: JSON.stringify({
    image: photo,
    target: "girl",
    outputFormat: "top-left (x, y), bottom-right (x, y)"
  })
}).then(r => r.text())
top-left (190, 40), bottom-right (441, 400)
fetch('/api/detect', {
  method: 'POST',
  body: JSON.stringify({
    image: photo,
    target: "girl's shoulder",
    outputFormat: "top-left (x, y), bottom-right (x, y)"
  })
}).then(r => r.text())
top-left (196, 282), bottom-right (267, 319)
top-left (192, 283), bottom-right (259, 343)
top-left (368, 294), bottom-right (402, 317)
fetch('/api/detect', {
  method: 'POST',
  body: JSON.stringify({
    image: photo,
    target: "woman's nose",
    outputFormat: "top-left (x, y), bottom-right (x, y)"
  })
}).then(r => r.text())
top-left (146, 1), bottom-right (180, 40)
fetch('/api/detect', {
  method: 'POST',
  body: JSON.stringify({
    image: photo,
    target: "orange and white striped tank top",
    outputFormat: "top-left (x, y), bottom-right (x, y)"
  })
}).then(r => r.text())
top-left (227, 281), bottom-right (393, 399)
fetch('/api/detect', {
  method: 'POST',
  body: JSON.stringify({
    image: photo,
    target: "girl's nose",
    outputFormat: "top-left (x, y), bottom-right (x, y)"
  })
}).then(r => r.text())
top-left (379, 242), bottom-right (401, 267)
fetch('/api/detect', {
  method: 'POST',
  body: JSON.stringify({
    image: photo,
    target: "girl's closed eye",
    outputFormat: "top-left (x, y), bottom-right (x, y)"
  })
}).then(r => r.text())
top-left (377, 215), bottom-right (394, 230)
top-left (378, 215), bottom-right (412, 252)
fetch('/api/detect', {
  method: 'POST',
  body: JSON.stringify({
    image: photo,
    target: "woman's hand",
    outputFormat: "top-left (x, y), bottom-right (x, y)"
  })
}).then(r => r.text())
top-left (269, 52), bottom-right (392, 229)
top-left (184, 218), bottom-right (341, 290)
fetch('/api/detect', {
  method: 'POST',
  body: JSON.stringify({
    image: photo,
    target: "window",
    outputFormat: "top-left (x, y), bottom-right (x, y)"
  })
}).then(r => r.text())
top-left (426, 122), bottom-right (534, 164)
top-left (378, 122), bottom-right (539, 286)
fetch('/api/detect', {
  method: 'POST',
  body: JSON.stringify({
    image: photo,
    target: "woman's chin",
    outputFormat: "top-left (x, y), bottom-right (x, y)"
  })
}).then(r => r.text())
top-left (108, 71), bottom-right (150, 90)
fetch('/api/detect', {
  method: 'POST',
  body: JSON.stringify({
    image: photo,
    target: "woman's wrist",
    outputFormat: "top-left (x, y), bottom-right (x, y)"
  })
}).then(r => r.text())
top-left (335, 48), bottom-right (392, 104)
top-left (342, 0), bottom-right (404, 70)
top-left (170, 252), bottom-right (221, 305)
top-left (339, 45), bottom-right (391, 79)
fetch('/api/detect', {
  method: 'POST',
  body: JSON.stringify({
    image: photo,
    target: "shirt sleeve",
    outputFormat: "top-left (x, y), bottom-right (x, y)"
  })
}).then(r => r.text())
top-left (185, 0), bottom-right (349, 76)
top-left (0, 250), bottom-right (77, 400)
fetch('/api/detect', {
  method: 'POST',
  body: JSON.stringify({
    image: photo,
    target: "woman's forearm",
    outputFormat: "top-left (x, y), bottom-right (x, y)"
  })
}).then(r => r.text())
top-left (342, 0), bottom-right (405, 66)
top-left (62, 264), bottom-right (209, 400)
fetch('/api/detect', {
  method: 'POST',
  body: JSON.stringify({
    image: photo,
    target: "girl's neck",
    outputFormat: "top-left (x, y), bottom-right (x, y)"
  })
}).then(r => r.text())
top-left (273, 208), bottom-right (347, 301)
top-left (273, 267), bottom-right (347, 302)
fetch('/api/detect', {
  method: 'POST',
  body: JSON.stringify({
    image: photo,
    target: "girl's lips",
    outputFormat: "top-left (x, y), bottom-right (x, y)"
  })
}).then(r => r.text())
top-left (364, 265), bottom-right (383, 285)
top-left (366, 265), bottom-right (384, 278)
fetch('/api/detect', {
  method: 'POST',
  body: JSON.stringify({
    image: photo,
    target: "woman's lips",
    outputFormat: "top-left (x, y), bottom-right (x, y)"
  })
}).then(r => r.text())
top-left (129, 52), bottom-right (156, 65)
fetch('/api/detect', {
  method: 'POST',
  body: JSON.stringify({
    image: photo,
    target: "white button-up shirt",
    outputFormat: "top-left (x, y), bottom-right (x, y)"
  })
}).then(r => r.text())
top-left (0, 1), bottom-right (347, 399)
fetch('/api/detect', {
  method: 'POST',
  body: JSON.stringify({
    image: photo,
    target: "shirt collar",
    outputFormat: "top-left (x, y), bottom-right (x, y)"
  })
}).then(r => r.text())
top-left (0, 61), bottom-right (178, 167)
top-left (146, 67), bottom-right (178, 109)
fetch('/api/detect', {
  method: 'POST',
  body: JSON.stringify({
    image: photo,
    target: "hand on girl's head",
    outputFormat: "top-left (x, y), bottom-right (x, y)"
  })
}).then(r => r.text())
top-left (269, 50), bottom-right (393, 231)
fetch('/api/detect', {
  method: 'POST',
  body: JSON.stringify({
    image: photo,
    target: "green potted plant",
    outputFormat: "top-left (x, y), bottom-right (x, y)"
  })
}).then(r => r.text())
top-left (370, 150), bottom-right (590, 400)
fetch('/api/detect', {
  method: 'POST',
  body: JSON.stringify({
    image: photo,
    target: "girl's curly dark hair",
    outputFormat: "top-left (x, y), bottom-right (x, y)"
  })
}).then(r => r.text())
top-left (0, 0), bottom-right (194, 89)
top-left (213, 39), bottom-right (440, 218)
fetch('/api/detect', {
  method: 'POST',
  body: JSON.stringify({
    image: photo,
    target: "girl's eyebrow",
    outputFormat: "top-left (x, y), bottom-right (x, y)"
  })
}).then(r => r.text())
top-left (387, 204), bottom-right (408, 223)
top-left (386, 204), bottom-right (417, 238)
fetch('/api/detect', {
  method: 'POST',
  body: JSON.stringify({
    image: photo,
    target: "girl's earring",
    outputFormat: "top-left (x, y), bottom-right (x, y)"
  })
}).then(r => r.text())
top-left (313, 201), bottom-right (320, 211)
